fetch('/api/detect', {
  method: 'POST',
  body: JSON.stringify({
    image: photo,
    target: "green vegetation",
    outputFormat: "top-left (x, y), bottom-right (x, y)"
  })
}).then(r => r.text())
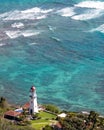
top-left (39, 111), bottom-right (56, 119)
top-left (58, 111), bottom-right (104, 130)
top-left (0, 97), bottom-right (9, 109)
top-left (0, 118), bottom-right (35, 130)
top-left (31, 111), bottom-right (57, 130)
top-left (0, 97), bottom-right (35, 130)
top-left (44, 104), bottom-right (60, 114)
top-left (0, 97), bottom-right (104, 130)
top-left (0, 97), bottom-right (10, 117)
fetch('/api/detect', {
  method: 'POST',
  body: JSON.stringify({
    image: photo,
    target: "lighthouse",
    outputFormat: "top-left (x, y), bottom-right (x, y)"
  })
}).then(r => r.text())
top-left (29, 86), bottom-right (38, 114)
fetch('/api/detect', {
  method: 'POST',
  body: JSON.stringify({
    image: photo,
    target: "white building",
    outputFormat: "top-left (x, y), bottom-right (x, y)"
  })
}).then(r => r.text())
top-left (58, 113), bottom-right (67, 118)
top-left (29, 86), bottom-right (38, 114)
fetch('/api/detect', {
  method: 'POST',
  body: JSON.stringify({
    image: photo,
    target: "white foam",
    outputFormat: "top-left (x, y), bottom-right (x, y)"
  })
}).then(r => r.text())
top-left (0, 43), bottom-right (6, 46)
top-left (22, 30), bottom-right (41, 37)
top-left (3, 10), bottom-right (22, 21)
top-left (81, 111), bottom-right (90, 115)
top-left (5, 30), bottom-right (42, 39)
top-left (3, 10), bottom-right (34, 20)
top-left (1, 7), bottom-right (53, 21)
top-left (22, 7), bottom-right (53, 14)
top-left (11, 22), bottom-right (24, 28)
top-left (48, 25), bottom-right (56, 32)
top-left (51, 36), bottom-right (61, 42)
top-left (0, 12), bottom-right (11, 19)
top-left (90, 24), bottom-right (104, 33)
top-left (57, 7), bottom-right (76, 17)
top-left (75, 1), bottom-right (104, 9)
top-left (41, 9), bottom-right (53, 13)
top-left (36, 15), bottom-right (47, 20)
top-left (29, 42), bottom-right (37, 45)
top-left (72, 9), bottom-right (103, 20)
top-left (5, 30), bottom-right (21, 39)
top-left (21, 7), bottom-right (41, 13)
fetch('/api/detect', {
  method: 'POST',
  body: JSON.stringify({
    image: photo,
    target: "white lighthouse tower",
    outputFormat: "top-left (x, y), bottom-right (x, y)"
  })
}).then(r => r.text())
top-left (29, 86), bottom-right (38, 114)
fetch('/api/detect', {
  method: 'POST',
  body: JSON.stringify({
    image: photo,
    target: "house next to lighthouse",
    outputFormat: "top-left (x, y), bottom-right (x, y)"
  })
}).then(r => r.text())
top-left (4, 86), bottom-right (41, 120)
top-left (29, 86), bottom-right (38, 114)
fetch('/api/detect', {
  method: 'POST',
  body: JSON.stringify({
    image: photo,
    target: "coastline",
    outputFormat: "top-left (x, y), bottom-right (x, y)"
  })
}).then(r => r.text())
top-left (2, 96), bottom-right (104, 117)
top-left (1, 96), bottom-right (104, 130)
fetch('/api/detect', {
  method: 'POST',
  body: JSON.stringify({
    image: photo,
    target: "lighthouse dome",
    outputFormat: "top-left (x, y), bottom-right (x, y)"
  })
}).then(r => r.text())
top-left (30, 86), bottom-right (36, 92)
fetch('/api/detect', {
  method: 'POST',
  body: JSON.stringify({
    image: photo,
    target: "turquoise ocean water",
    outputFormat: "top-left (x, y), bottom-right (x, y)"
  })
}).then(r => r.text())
top-left (0, 0), bottom-right (104, 114)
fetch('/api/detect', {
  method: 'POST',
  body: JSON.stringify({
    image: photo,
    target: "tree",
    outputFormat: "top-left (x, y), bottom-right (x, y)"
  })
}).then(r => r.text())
top-left (60, 115), bottom-right (84, 130)
top-left (0, 97), bottom-right (9, 109)
top-left (0, 118), bottom-right (35, 130)
top-left (44, 104), bottom-right (60, 114)
top-left (87, 111), bottom-right (99, 130)
top-left (99, 117), bottom-right (104, 129)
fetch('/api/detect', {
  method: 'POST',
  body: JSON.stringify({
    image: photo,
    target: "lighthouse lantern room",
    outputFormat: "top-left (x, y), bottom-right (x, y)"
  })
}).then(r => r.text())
top-left (29, 86), bottom-right (38, 114)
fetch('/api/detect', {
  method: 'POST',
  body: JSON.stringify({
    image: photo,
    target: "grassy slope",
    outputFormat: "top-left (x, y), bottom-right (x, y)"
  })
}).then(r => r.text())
top-left (31, 111), bottom-right (57, 130)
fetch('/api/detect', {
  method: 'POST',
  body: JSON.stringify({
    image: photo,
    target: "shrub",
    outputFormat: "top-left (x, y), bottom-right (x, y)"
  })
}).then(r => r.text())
top-left (0, 97), bottom-right (9, 109)
top-left (44, 104), bottom-right (60, 114)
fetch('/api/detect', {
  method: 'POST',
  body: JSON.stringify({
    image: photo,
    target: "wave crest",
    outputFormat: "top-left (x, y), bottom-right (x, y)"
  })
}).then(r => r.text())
top-left (0, 43), bottom-right (6, 47)
top-left (5, 30), bottom-right (42, 39)
top-left (72, 9), bottom-right (103, 20)
top-left (90, 24), bottom-right (104, 33)
top-left (57, 7), bottom-right (76, 17)
top-left (11, 22), bottom-right (24, 28)
top-left (75, 1), bottom-right (104, 9)
top-left (0, 7), bottom-right (53, 21)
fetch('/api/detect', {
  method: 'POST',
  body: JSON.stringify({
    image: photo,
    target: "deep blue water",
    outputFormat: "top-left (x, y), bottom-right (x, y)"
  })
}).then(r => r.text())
top-left (0, 0), bottom-right (104, 114)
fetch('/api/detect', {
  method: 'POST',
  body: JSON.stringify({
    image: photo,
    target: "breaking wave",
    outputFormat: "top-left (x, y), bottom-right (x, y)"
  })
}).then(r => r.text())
top-left (57, 7), bottom-right (76, 17)
top-left (5, 31), bottom-right (21, 39)
top-left (21, 7), bottom-right (53, 14)
top-left (0, 43), bottom-right (6, 47)
top-left (71, 9), bottom-right (103, 20)
top-left (0, 7), bottom-right (53, 21)
top-left (56, 1), bottom-right (104, 20)
top-left (75, 1), bottom-right (104, 9)
top-left (0, 0), bottom-right (104, 115)
top-left (90, 24), bottom-right (104, 33)
top-left (22, 30), bottom-right (41, 37)
top-left (36, 15), bottom-right (47, 20)
top-left (0, 1), bottom-right (104, 22)
top-left (5, 30), bottom-right (42, 39)
top-left (11, 22), bottom-right (24, 29)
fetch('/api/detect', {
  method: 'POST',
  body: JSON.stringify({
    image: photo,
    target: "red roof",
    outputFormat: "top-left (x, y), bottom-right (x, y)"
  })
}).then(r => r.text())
top-left (22, 102), bottom-right (30, 109)
top-left (4, 110), bottom-right (21, 117)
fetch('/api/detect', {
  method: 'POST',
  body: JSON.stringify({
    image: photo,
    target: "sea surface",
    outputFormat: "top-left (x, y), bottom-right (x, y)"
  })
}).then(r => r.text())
top-left (0, 0), bottom-right (104, 114)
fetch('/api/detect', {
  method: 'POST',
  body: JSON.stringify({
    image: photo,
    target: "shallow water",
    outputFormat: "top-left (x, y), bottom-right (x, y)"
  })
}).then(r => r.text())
top-left (0, 0), bottom-right (104, 114)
